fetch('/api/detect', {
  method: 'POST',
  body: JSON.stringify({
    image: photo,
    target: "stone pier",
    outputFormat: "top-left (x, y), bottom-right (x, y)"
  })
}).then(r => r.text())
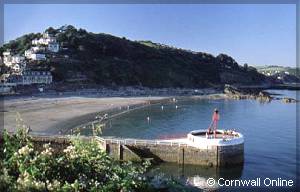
top-left (96, 132), bottom-right (244, 167)
top-left (2, 129), bottom-right (244, 167)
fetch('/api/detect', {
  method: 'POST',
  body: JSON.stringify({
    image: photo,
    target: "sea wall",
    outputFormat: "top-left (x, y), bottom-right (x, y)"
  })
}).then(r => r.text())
top-left (218, 143), bottom-right (244, 166)
top-left (0, 135), bottom-right (244, 167)
top-left (99, 140), bottom-right (244, 167)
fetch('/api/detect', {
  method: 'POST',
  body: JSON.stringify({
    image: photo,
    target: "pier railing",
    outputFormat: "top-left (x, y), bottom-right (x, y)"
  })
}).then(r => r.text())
top-left (96, 136), bottom-right (188, 147)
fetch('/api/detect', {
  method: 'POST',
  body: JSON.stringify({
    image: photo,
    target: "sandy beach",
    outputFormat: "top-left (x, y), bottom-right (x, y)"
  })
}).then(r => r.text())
top-left (2, 96), bottom-right (166, 134)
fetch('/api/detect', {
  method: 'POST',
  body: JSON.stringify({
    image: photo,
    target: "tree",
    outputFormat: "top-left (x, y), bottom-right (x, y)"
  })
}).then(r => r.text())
top-left (244, 63), bottom-right (248, 71)
top-left (45, 27), bottom-right (57, 35)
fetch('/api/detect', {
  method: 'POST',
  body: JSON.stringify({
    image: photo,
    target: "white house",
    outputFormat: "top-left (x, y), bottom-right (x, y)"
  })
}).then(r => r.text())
top-left (3, 51), bottom-right (11, 56)
top-left (32, 39), bottom-right (39, 45)
top-left (11, 62), bottom-right (26, 73)
top-left (3, 53), bottom-right (24, 67)
top-left (0, 74), bottom-right (10, 82)
top-left (11, 55), bottom-right (25, 64)
top-left (24, 49), bottom-right (33, 59)
top-left (32, 46), bottom-right (45, 52)
top-left (43, 32), bottom-right (56, 41)
top-left (12, 64), bottom-right (20, 72)
top-left (22, 71), bottom-right (52, 84)
top-left (32, 38), bottom-right (43, 45)
top-left (30, 53), bottom-right (46, 61)
top-left (48, 42), bottom-right (59, 52)
top-left (3, 51), bottom-right (12, 66)
top-left (25, 47), bottom-right (46, 59)
top-left (32, 33), bottom-right (57, 45)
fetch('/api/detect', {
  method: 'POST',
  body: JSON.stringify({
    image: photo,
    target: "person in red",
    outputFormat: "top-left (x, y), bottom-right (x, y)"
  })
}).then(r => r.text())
top-left (207, 108), bottom-right (220, 138)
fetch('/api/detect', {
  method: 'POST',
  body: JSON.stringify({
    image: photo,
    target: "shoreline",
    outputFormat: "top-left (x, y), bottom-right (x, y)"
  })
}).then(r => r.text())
top-left (3, 83), bottom-right (299, 98)
top-left (2, 86), bottom-right (297, 135)
top-left (2, 91), bottom-right (228, 135)
top-left (2, 96), bottom-right (169, 135)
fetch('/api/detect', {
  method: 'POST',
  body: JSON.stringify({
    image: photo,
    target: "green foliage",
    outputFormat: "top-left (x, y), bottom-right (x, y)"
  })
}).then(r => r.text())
top-left (0, 33), bottom-right (41, 55)
top-left (0, 128), bottom-right (152, 191)
top-left (0, 25), bottom-right (267, 86)
top-left (256, 65), bottom-right (300, 79)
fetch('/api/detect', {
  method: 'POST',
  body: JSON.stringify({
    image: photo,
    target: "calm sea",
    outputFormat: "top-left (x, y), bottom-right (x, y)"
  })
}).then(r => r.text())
top-left (90, 90), bottom-right (299, 191)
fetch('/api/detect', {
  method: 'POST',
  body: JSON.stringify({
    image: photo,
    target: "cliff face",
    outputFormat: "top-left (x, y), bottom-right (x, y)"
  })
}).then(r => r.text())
top-left (1, 25), bottom-right (267, 87)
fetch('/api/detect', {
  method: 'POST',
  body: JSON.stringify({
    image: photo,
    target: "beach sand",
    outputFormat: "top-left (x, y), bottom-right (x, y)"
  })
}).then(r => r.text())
top-left (2, 96), bottom-right (166, 134)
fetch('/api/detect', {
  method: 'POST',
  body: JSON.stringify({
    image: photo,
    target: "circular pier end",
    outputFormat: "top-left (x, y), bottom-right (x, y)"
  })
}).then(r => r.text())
top-left (187, 130), bottom-right (244, 167)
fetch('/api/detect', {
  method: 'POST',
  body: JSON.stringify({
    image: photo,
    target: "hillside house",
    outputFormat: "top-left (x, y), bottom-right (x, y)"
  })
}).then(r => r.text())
top-left (32, 32), bottom-right (57, 45)
top-left (25, 47), bottom-right (46, 59)
top-left (12, 64), bottom-right (20, 72)
top-left (6, 74), bottom-right (22, 84)
top-left (11, 62), bottom-right (26, 73)
top-left (22, 71), bottom-right (52, 85)
top-left (0, 83), bottom-right (16, 94)
top-left (0, 74), bottom-right (10, 83)
top-left (3, 52), bottom-right (25, 67)
top-left (25, 49), bottom-right (33, 59)
top-left (30, 53), bottom-right (46, 61)
top-left (48, 42), bottom-right (60, 52)
top-left (3, 51), bottom-right (12, 66)
top-left (11, 55), bottom-right (25, 64)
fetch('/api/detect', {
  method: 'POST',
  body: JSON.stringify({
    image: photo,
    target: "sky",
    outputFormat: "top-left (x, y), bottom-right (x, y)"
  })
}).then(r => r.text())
top-left (4, 4), bottom-right (296, 67)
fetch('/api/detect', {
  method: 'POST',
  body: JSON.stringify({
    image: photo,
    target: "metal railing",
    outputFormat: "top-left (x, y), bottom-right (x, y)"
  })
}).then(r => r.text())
top-left (96, 136), bottom-right (188, 147)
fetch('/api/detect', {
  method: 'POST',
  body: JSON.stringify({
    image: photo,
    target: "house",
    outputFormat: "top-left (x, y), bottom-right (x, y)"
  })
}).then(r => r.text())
top-left (32, 39), bottom-right (40, 45)
top-left (11, 55), bottom-right (25, 64)
top-left (11, 62), bottom-right (26, 73)
top-left (3, 51), bottom-right (12, 66)
top-left (22, 71), bottom-right (52, 84)
top-left (32, 38), bottom-right (45, 45)
top-left (25, 47), bottom-right (46, 59)
top-left (12, 64), bottom-right (20, 72)
top-left (0, 74), bottom-right (10, 83)
top-left (2, 52), bottom-right (25, 67)
top-left (43, 32), bottom-right (56, 40)
top-left (0, 83), bottom-right (16, 94)
top-left (24, 49), bottom-right (33, 59)
top-left (48, 42), bottom-right (59, 52)
top-left (32, 46), bottom-right (45, 52)
top-left (3, 51), bottom-right (11, 57)
top-left (6, 74), bottom-right (23, 84)
top-left (32, 32), bottom-right (57, 45)
top-left (30, 53), bottom-right (46, 61)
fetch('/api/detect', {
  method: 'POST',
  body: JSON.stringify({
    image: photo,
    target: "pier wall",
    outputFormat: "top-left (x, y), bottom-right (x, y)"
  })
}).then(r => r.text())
top-left (0, 135), bottom-right (243, 167)
top-left (218, 143), bottom-right (244, 166)
top-left (99, 140), bottom-right (244, 167)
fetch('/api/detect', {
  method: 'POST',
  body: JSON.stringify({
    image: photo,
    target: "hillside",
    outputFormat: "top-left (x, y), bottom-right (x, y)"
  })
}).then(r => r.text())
top-left (1, 25), bottom-right (267, 88)
top-left (255, 65), bottom-right (300, 84)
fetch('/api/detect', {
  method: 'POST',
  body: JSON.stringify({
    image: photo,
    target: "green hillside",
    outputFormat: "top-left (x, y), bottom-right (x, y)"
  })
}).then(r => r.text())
top-left (256, 65), bottom-right (299, 78)
top-left (0, 25), bottom-right (267, 88)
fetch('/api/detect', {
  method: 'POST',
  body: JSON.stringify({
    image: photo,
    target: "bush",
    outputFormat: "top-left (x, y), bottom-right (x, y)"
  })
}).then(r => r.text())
top-left (0, 128), bottom-right (152, 192)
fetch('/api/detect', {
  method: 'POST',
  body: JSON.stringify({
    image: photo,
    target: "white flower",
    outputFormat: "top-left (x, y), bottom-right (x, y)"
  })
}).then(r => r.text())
top-left (18, 145), bottom-right (33, 156)
top-left (63, 145), bottom-right (78, 159)
top-left (47, 180), bottom-right (60, 191)
top-left (63, 145), bottom-right (75, 154)
top-left (41, 148), bottom-right (53, 156)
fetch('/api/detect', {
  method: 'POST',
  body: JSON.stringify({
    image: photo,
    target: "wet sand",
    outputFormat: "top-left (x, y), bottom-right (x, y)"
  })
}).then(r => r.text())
top-left (2, 96), bottom-right (166, 134)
